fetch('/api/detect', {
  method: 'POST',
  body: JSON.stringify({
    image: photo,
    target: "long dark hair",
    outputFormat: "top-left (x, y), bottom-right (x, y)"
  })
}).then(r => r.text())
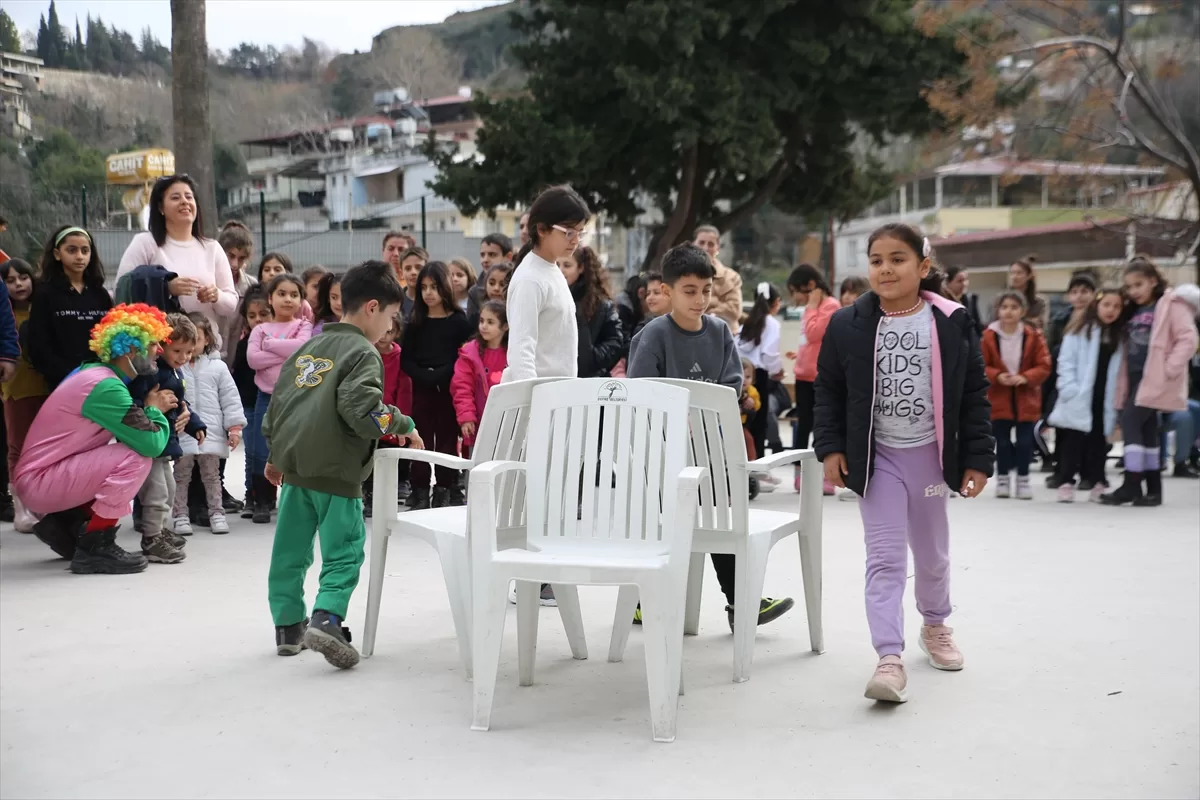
top-left (740, 282), bottom-right (780, 346)
top-left (1124, 254), bottom-right (1169, 302)
top-left (786, 263), bottom-right (832, 296)
top-left (40, 225), bottom-right (106, 289)
top-left (149, 175), bottom-right (205, 245)
top-left (0, 258), bottom-right (38, 308)
top-left (475, 299), bottom-right (509, 349)
top-left (1066, 288), bottom-right (1125, 344)
top-left (1010, 254), bottom-right (1039, 309)
top-left (567, 245), bottom-right (609, 320)
top-left (867, 223), bottom-right (947, 297)
top-left (238, 285), bottom-right (270, 336)
top-left (314, 272), bottom-right (342, 325)
top-left (258, 251), bottom-right (294, 282)
top-left (622, 273), bottom-right (648, 327)
top-left (264, 273), bottom-right (305, 316)
top-left (408, 261), bottom-right (462, 330)
top-left (512, 184), bottom-right (590, 270)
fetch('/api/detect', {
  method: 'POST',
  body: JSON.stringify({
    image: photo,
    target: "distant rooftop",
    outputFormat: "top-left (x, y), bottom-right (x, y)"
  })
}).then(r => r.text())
top-left (921, 157), bottom-right (1166, 179)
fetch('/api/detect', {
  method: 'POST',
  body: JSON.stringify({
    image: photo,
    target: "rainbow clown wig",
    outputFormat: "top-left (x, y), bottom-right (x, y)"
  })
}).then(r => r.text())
top-left (88, 303), bottom-right (173, 363)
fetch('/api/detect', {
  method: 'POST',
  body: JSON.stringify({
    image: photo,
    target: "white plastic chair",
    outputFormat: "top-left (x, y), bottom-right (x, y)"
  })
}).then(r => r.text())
top-left (607, 379), bottom-right (824, 683)
top-left (470, 379), bottom-right (706, 743)
top-left (361, 378), bottom-right (588, 677)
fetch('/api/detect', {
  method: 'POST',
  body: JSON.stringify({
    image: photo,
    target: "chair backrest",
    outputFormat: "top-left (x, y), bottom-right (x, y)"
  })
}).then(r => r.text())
top-left (524, 378), bottom-right (690, 549)
top-left (649, 379), bottom-right (749, 533)
top-left (473, 378), bottom-right (563, 529)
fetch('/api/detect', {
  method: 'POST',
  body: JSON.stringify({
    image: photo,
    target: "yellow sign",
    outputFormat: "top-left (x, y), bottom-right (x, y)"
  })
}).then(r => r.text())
top-left (105, 149), bottom-right (175, 185)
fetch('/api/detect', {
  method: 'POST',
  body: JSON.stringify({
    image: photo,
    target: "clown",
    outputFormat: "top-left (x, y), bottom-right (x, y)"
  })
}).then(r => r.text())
top-left (14, 304), bottom-right (180, 574)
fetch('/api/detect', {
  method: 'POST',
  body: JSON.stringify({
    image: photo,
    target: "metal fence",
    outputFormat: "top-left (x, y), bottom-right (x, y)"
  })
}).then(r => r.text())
top-left (1, 182), bottom-right (484, 272)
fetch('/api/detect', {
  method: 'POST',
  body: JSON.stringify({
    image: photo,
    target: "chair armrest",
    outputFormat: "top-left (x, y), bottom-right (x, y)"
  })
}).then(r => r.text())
top-left (670, 466), bottom-right (709, 565)
top-left (375, 447), bottom-right (473, 471)
top-left (468, 459), bottom-right (527, 488)
top-left (748, 447), bottom-right (816, 472)
top-left (677, 466), bottom-right (708, 492)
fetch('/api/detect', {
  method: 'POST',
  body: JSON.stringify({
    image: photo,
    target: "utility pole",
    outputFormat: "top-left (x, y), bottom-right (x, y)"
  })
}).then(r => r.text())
top-left (170, 0), bottom-right (217, 234)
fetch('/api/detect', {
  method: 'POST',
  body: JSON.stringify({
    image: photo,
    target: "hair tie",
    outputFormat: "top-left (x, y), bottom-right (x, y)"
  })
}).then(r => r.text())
top-left (757, 282), bottom-right (770, 299)
top-left (921, 237), bottom-right (932, 258)
top-left (55, 226), bottom-right (91, 247)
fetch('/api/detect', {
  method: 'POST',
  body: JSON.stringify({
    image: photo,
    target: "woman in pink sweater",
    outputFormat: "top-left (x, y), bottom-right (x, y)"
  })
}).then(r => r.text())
top-left (117, 176), bottom-right (239, 345)
top-left (786, 264), bottom-right (842, 493)
top-left (245, 274), bottom-right (312, 522)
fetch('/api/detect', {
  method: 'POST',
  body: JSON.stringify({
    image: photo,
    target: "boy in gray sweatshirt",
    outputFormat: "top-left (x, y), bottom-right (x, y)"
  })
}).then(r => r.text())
top-left (627, 243), bottom-right (794, 630)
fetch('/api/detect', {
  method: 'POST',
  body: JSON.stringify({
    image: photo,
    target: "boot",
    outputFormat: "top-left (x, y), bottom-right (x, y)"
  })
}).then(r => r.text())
top-left (0, 489), bottom-right (13, 523)
top-left (409, 487), bottom-right (430, 511)
top-left (221, 487), bottom-right (244, 512)
top-left (447, 485), bottom-right (465, 507)
top-left (252, 476), bottom-right (272, 524)
top-left (241, 483), bottom-right (256, 519)
top-left (1134, 470), bottom-right (1163, 506)
top-left (10, 486), bottom-right (37, 533)
top-left (33, 507), bottom-right (87, 559)
top-left (1099, 471), bottom-right (1143, 506)
top-left (71, 526), bottom-right (148, 574)
top-left (431, 486), bottom-right (450, 508)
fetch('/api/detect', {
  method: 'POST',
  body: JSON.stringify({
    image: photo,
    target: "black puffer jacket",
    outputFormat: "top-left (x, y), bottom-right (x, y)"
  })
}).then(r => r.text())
top-left (576, 297), bottom-right (626, 378)
top-left (813, 291), bottom-right (994, 496)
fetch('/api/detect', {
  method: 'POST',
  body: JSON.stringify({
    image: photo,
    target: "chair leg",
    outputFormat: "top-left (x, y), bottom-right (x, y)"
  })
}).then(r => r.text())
top-left (638, 582), bottom-right (681, 743)
top-left (683, 552), bottom-right (704, 636)
top-left (798, 456), bottom-right (826, 654)
top-left (437, 539), bottom-right (473, 679)
top-left (361, 527), bottom-right (389, 658)
top-left (608, 584), bottom-right (639, 662)
top-left (732, 537), bottom-right (770, 683)
top-left (798, 530), bottom-right (824, 654)
top-left (471, 573), bottom-right (510, 732)
top-left (516, 580), bottom-right (540, 686)
top-left (552, 584), bottom-right (588, 660)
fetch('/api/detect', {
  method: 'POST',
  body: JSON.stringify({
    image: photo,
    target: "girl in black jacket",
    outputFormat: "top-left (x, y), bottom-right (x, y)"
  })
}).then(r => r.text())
top-left (813, 223), bottom-right (993, 705)
top-left (401, 262), bottom-right (473, 509)
top-left (557, 245), bottom-right (625, 377)
top-left (28, 225), bottom-right (114, 389)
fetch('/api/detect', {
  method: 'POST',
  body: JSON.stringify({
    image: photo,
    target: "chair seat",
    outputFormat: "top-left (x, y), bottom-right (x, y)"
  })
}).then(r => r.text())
top-left (493, 538), bottom-right (670, 577)
top-left (388, 507), bottom-right (466, 537)
top-left (692, 509), bottom-right (803, 553)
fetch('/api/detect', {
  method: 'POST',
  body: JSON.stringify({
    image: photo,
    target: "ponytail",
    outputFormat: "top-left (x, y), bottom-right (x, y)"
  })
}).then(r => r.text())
top-left (739, 282), bottom-right (780, 346)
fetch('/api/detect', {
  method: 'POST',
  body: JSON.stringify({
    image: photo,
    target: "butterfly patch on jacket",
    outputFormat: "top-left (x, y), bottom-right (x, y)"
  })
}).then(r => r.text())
top-left (294, 355), bottom-right (334, 387)
top-left (370, 410), bottom-right (392, 434)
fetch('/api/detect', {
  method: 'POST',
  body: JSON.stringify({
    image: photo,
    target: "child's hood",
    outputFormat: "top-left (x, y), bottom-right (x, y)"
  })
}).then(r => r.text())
top-left (1172, 283), bottom-right (1200, 315)
top-left (377, 342), bottom-right (399, 362)
top-left (986, 320), bottom-right (1025, 342)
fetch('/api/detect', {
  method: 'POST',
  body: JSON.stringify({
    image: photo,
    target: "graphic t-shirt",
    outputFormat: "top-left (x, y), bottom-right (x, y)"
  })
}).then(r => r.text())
top-left (873, 303), bottom-right (937, 449)
top-left (1125, 301), bottom-right (1156, 383)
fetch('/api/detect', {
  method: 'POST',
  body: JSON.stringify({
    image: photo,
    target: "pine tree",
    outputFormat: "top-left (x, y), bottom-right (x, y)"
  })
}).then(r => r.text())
top-left (47, 0), bottom-right (67, 66)
top-left (74, 17), bottom-right (86, 68)
top-left (0, 9), bottom-right (22, 54)
top-left (36, 15), bottom-right (50, 63)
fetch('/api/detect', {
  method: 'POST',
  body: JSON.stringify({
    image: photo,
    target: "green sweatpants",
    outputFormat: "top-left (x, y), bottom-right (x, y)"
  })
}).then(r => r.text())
top-left (267, 483), bottom-right (366, 627)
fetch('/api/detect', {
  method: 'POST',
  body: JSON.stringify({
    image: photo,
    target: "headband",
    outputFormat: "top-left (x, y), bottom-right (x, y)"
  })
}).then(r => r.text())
top-left (55, 227), bottom-right (91, 247)
top-left (922, 237), bottom-right (932, 258)
top-left (757, 282), bottom-right (771, 299)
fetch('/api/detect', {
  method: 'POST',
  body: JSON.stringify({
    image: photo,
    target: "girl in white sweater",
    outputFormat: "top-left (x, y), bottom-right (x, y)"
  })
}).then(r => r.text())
top-left (503, 185), bottom-right (591, 382)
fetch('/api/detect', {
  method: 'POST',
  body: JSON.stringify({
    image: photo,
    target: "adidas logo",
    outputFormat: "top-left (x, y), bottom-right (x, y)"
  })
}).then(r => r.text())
top-left (689, 362), bottom-right (703, 374)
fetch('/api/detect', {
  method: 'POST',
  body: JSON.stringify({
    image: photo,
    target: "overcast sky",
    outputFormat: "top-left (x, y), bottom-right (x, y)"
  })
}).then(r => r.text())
top-left (4, 0), bottom-right (508, 53)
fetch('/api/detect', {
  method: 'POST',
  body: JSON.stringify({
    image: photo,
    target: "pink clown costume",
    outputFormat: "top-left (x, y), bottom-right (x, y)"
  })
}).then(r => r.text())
top-left (14, 303), bottom-right (171, 572)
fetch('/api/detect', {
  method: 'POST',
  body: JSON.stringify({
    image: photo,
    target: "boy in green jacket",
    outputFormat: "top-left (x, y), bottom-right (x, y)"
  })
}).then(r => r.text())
top-left (262, 260), bottom-right (423, 668)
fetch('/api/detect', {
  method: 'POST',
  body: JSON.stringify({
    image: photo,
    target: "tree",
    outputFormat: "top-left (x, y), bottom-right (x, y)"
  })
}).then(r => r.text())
top-left (990, 0), bottom-right (1200, 264)
top-left (0, 9), bottom-right (22, 53)
top-left (430, 0), bottom-right (988, 269)
top-left (36, 14), bottom-right (52, 65)
top-left (171, 0), bottom-right (218, 235)
top-left (212, 140), bottom-right (247, 209)
top-left (328, 58), bottom-right (372, 118)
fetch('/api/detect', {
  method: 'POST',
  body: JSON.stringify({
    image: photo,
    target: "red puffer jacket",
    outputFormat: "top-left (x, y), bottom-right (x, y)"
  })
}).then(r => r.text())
top-left (981, 323), bottom-right (1051, 422)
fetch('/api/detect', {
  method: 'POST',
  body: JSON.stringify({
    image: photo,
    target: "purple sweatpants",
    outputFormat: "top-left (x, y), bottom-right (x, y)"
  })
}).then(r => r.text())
top-left (858, 442), bottom-right (952, 658)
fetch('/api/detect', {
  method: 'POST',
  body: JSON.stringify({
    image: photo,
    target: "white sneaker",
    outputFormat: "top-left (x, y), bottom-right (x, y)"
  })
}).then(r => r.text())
top-left (995, 475), bottom-right (1011, 498)
top-left (209, 513), bottom-right (230, 534)
top-left (836, 488), bottom-right (858, 502)
top-left (12, 492), bottom-right (37, 533)
top-left (172, 515), bottom-right (193, 535)
top-left (753, 473), bottom-right (778, 493)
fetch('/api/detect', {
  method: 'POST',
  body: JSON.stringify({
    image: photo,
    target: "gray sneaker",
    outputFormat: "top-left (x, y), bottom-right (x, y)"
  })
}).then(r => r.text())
top-left (275, 618), bottom-right (309, 656)
top-left (304, 610), bottom-right (359, 669)
top-left (141, 531), bottom-right (186, 564)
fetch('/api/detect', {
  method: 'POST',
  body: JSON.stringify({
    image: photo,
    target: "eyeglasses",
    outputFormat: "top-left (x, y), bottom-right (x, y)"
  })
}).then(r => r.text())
top-left (552, 224), bottom-right (590, 242)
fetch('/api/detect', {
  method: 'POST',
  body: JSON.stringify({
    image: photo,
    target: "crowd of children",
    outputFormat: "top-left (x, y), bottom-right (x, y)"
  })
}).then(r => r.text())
top-left (3, 179), bottom-right (1198, 686)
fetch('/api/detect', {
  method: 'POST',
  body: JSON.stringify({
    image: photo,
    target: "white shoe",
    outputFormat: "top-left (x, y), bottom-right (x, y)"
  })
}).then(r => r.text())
top-left (11, 491), bottom-right (37, 533)
top-left (836, 488), bottom-right (858, 502)
top-left (172, 515), bottom-right (193, 535)
top-left (753, 473), bottom-right (778, 493)
top-left (209, 513), bottom-right (230, 534)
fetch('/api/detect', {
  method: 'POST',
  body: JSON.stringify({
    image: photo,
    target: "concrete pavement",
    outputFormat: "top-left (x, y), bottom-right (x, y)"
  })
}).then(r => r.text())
top-left (1, 454), bottom-right (1197, 799)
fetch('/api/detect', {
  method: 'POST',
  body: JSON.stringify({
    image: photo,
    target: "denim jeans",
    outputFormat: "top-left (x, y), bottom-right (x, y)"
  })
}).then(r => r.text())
top-left (993, 419), bottom-right (1034, 476)
top-left (246, 391), bottom-right (271, 483)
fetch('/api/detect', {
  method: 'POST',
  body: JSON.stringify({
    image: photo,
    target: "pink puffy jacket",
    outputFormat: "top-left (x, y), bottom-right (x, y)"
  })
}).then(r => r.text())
top-left (1115, 288), bottom-right (1199, 412)
top-left (450, 341), bottom-right (507, 446)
